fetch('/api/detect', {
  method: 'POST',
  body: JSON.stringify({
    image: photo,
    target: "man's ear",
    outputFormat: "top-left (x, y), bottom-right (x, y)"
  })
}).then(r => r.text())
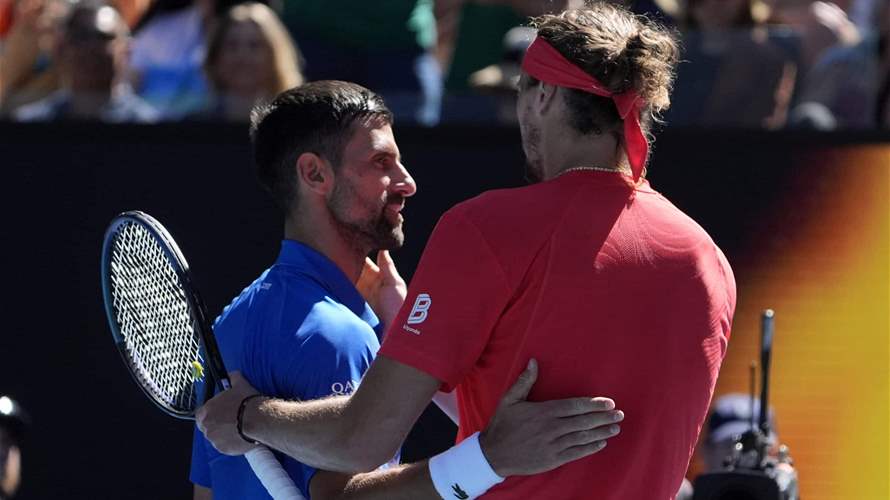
top-left (537, 81), bottom-right (559, 113)
top-left (296, 152), bottom-right (333, 196)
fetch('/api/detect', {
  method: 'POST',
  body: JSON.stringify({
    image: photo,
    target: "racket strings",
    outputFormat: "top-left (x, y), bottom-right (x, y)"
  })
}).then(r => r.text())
top-left (108, 222), bottom-right (204, 413)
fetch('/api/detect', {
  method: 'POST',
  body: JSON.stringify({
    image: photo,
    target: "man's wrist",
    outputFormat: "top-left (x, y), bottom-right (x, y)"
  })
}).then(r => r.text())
top-left (429, 432), bottom-right (504, 499)
top-left (478, 428), bottom-right (505, 477)
top-left (237, 394), bottom-right (266, 444)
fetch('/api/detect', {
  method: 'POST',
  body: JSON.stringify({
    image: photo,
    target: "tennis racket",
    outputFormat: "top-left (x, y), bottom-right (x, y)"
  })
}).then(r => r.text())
top-left (101, 211), bottom-right (305, 500)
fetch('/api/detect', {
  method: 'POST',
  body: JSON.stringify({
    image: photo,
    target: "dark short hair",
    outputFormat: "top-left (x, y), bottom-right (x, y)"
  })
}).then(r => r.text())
top-left (250, 81), bottom-right (393, 211)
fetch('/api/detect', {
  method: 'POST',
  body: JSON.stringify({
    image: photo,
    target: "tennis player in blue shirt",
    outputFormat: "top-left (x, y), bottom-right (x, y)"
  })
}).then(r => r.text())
top-left (192, 81), bottom-right (623, 499)
top-left (189, 239), bottom-right (394, 498)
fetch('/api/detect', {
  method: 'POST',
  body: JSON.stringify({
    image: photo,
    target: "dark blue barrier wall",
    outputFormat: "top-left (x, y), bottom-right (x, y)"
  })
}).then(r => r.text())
top-left (0, 123), bottom-right (886, 499)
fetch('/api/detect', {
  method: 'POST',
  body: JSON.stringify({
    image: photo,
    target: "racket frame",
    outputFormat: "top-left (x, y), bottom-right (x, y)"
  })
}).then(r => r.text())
top-left (101, 211), bottom-right (305, 500)
top-left (101, 211), bottom-right (230, 419)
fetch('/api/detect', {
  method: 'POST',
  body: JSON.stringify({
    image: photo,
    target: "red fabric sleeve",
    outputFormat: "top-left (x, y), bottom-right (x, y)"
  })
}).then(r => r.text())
top-left (379, 207), bottom-right (512, 391)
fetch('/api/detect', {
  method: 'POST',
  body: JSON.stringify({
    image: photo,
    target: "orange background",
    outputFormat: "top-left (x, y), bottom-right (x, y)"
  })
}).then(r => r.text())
top-left (702, 145), bottom-right (889, 499)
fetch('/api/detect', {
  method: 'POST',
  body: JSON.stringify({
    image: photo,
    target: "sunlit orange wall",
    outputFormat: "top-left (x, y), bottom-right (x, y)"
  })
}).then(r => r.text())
top-left (709, 146), bottom-right (889, 499)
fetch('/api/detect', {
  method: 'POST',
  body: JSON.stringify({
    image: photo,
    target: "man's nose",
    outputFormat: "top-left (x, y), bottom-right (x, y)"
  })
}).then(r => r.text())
top-left (392, 162), bottom-right (417, 198)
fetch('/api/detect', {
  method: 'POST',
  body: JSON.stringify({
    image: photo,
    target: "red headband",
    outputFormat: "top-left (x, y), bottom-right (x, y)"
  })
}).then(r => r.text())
top-left (520, 37), bottom-right (647, 181)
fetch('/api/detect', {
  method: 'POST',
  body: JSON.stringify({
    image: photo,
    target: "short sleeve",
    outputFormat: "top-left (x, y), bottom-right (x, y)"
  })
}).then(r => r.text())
top-left (189, 425), bottom-right (211, 487)
top-left (263, 309), bottom-right (377, 496)
top-left (379, 207), bottom-right (512, 391)
top-left (277, 320), bottom-right (375, 401)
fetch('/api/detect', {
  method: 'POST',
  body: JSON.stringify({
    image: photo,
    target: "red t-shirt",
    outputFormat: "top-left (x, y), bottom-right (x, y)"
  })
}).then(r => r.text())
top-left (379, 170), bottom-right (736, 499)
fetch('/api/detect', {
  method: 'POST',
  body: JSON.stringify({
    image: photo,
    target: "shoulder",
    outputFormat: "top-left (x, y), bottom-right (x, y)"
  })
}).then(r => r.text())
top-left (297, 297), bottom-right (379, 350)
top-left (230, 266), bottom-right (377, 349)
top-left (424, 183), bottom-right (574, 286)
top-left (213, 267), bottom-right (316, 344)
top-left (218, 265), bottom-right (327, 322)
top-left (438, 182), bottom-right (567, 243)
top-left (450, 183), bottom-right (553, 221)
top-left (636, 187), bottom-right (714, 243)
top-left (639, 189), bottom-right (736, 294)
top-left (452, 179), bottom-right (585, 230)
top-left (214, 271), bottom-right (270, 323)
top-left (227, 269), bottom-right (378, 390)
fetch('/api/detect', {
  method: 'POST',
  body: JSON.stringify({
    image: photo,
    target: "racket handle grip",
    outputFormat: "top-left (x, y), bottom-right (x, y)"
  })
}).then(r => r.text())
top-left (245, 446), bottom-right (307, 500)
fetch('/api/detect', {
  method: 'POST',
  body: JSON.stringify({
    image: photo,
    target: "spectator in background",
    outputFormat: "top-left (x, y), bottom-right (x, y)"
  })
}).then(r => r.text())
top-left (789, 0), bottom-right (882, 128)
top-left (436, 1), bottom-right (579, 123)
top-left (611, 0), bottom-right (678, 24)
top-left (443, 0), bottom-right (677, 124)
top-left (0, 0), bottom-right (69, 115)
top-left (764, 0), bottom-right (876, 129)
top-left (667, 0), bottom-right (797, 128)
top-left (128, 0), bottom-right (212, 118)
top-left (768, 0), bottom-right (860, 73)
top-left (279, 0), bottom-right (440, 125)
top-left (196, 1), bottom-right (301, 122)
top-left (436, 0), bottom-right (535, 96)
top-left (438, 0), bottom-right (674, 96)
top-left (0, 395), bottom-right (29, 500)
top-left (848, 0), bottom-right (883, 37)
top-left (466, 26), bottom-right (535, 124)
top-left (14, 1), bottom-right (159, 122)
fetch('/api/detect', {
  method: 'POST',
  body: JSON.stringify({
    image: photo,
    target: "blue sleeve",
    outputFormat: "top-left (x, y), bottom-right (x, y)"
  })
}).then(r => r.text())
top-left (189, 425), bottom-right (212, 487)
top-left (280, 329), bottom-right (374, 400)
top-left (262, 307), bottom-right (376, 497)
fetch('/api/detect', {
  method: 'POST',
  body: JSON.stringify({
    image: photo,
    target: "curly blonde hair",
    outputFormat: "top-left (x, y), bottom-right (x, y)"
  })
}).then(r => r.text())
top-left (529, 2), bottom-right (679, 134)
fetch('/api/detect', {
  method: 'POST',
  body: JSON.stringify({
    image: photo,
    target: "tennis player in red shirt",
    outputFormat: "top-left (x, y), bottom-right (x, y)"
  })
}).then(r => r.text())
top-left (199, 3), bottom-right (736, 499)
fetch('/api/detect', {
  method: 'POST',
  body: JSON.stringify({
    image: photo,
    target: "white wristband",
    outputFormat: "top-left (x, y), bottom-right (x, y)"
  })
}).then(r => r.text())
top-left (428, 432), bottom-right (505, 500)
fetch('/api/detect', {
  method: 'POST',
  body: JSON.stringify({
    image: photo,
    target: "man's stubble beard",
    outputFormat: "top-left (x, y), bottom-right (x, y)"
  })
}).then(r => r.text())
top-left (521, 122), bottom-right (544, 184)
top-left (328, 178), bottom-right (405, 253)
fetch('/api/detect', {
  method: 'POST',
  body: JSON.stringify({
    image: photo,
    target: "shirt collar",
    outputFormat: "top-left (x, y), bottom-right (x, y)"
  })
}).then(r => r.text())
top-left (274, 240), bottom-right (379, 328)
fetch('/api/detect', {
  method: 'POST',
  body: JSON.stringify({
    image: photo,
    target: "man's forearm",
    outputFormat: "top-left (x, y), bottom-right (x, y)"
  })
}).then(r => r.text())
top-left (313, 463), bottom-right (440, 500)
top-left (216, 359), bottom-right (440, 473)
top-left (242, 395), bottom-right (389, 473)
top-left (199, 361), bottom-right (624, 484)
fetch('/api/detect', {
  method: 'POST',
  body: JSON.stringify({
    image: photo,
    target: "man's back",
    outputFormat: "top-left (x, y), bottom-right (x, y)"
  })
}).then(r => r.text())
top-left (380, 170), bottom-right (736, 499)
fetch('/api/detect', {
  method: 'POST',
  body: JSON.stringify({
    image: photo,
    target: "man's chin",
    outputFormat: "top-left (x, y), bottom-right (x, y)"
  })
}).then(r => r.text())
top-left (370, 224), bottom-right (405, 251)
top-left (379, 230), bottom-right (405, 250)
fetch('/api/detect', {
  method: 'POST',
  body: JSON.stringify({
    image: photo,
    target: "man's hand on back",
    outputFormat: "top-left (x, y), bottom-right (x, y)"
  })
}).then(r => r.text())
top-left (480, 359), bottom-right (624, 477)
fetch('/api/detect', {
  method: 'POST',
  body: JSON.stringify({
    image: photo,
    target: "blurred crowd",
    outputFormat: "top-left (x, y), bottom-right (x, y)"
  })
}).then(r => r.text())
top-left (0, 0), bottom-right (887, 129)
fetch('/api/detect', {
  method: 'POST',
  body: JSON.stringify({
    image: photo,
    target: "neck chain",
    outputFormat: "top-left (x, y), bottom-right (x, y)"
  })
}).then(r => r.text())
top-left (555, 166), bottom-right (628, 178)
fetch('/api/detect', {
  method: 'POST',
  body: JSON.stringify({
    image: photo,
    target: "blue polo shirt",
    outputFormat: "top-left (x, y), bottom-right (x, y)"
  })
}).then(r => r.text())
top-left (190, 240), bottom-right (386, 499)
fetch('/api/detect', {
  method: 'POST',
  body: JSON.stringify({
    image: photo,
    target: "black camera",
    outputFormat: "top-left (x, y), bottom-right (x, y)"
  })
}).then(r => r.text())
top-left (693, 311), bottom-right (799, 500)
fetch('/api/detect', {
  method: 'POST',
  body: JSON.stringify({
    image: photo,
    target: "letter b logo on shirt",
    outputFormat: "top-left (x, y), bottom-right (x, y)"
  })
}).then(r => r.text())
top-left (407, 293), bottom-right (432, 324)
